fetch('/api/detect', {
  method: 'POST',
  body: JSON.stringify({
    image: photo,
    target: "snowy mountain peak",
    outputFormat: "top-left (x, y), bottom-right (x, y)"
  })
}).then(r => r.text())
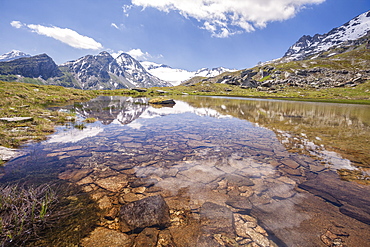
top-left (57, 51), bottom-right (170, 90)
top-left (115, 53), bottom-right (146, 73)
top-left (0, 50), bottom-right (31, 62)
top-left (284, 10), bottom-right (370, 61)
top-left (98, 51), bottom-right (112, 57)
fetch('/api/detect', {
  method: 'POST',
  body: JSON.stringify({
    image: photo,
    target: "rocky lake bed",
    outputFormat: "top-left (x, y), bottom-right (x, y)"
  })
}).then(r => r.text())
top-left (1, 96), bottom-right (369, 246)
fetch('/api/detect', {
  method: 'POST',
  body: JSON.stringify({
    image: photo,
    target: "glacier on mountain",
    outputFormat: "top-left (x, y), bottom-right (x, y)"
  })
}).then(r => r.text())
top-left (0, 50), bottom-right (31, 62)
top-left (141, 61), bottom-right (236, 86)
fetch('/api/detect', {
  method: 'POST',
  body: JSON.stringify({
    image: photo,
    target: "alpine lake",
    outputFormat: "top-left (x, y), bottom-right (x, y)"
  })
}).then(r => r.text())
top-left (1, 95), bottom-right (369, 247)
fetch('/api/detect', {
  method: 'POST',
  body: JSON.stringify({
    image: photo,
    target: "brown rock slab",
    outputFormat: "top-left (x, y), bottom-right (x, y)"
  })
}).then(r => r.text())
top-left (76, 176), bottom-right (94, 186)
top-left (46, 152), bottom-right (66, 157)
top-left (280, 166), bottom-right (302, 176)
top-left (200, 202), bottom-right (235, 236)
top-left (187, 140), bottom-right (217, 148)
top-left (180, 165), bottom-right (224, 184)
top-left (95, 175), bottom-right (128, 192)
top-left (110, 162), bottom-right (136, 171)
top-left (123, 142), bottom-right (142, 148)
top-left (226, 196), bottom-right (253, 212)
top-left (281, 159), bottom-right (300, 169)
top-left (58, 168), bottom-right (93, 182)
top-left (98, 196), bottom-right (112, 210)
top-left (130, 177), bottom-right (158, 188)
top-left (198, 202), bottom-right (236, 246)
top-left (267, 183), bottom-right (296, 199)
top-left (157, 229), bottom-right (176, 247)
top-left (80, 227), bottom-right (132, 247)
top-left (224, 174), bottom-right (254, 186)
top-left (235, 222), bottom-right (270, 247)
top-left (122, 193), bottom-right (143, 203)
top-left (134, 228), bottom-right (159, 247)
top-left (170, 221), bottom-right (200, 247)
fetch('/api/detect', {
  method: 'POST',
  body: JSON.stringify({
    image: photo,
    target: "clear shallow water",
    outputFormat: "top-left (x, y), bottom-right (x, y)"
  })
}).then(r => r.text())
top-left (1, 96), bottom-right (369, 246)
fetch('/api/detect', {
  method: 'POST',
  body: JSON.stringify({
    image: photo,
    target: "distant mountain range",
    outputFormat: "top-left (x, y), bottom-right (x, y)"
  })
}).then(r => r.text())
top-left (0, 50), bottom-right (234, 89)
top-left (0, 51), bottom-right (173, 89)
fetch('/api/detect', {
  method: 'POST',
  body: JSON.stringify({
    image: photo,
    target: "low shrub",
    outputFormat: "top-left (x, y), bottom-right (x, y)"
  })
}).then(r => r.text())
top-left (0, 184), bottom-right (57, 246)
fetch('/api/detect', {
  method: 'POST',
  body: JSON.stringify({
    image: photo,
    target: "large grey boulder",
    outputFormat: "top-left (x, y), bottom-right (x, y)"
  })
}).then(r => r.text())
top-left (119, 195), bottom-right (170, 231)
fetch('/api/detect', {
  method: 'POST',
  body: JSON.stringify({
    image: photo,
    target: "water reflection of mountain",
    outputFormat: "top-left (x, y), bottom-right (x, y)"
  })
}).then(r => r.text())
top-left (74, 96), bottom-right (149, 125)
top-left (177, 96), bottom-right (370, 171)
top-left (72, 96), bottom-right (231, 126)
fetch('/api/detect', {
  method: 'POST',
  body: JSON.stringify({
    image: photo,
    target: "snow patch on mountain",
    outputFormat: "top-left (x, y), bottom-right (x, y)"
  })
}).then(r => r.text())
top-left (0, 50), bottom-right (31, 62)
top-left (141, 61), bottom-right (236, 86)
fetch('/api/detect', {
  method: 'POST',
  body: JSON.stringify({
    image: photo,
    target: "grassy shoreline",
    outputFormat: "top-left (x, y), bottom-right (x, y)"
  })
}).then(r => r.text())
top-left (1, 80), bottom-right (369, 152)
top-left (0, 81), bottom-right (98, 149)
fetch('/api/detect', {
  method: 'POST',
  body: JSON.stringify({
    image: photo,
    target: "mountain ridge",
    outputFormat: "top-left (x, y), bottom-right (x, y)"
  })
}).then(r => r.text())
top-left (283, 10), bottom-right (370, 61)
top-left (0, 53), bottom-right (61, 80)
top-left (0, 50), bottom-right (234, 89)
top-left (0, 51), bottom-right (172, 89)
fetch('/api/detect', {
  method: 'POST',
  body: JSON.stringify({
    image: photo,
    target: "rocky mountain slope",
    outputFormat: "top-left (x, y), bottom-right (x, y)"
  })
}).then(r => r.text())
top-left (0, 54), bottom-right (62, 80)
top-left (283, 10), bottom-right (370, 61)
top-left (141, 61), bottom-right (236, 86)
top-left (50, 52), bottom-right (171, 90)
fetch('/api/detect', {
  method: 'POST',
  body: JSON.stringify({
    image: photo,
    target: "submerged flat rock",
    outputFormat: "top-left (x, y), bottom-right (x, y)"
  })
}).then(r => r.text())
top-left (298, 171), bottom-right (370, 224)
top-left (80, 227), bottom-right (132, 247)
top-left (0, 146), bottom-right (25, 161)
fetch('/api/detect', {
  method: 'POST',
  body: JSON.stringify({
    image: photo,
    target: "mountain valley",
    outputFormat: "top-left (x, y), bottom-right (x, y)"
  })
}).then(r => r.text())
top-left (0, 11), bottom-right (369, 92)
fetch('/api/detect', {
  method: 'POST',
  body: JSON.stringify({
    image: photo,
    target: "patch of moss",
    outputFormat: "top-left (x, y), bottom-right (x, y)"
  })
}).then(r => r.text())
top-left (83, 117), bottom-right (97, 123)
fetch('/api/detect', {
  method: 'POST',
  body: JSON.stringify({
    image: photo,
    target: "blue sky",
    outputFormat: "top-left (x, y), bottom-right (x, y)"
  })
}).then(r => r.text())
top-left (1, 0), bottom-right (369, 71)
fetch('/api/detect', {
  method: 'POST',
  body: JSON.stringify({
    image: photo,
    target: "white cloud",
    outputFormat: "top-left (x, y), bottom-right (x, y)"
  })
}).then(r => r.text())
top-left (127, 48), bottom-right (152, 60)
top-left (110, 50), bottom-right (125, 59)
top-left (111, 23), bottom-right (125, 30)
top-left (47, 127), bottom-right (103, 143)
top-left (111, 23), bottom-right (119, 29)
top-left (123, 4), bottom-right (133, 17)
top-left (11, 21), bottom-right (103, 50)
top-left (111, 48), bottom-right (163, 61)
top-left (27, 24), bottom-right (103, 50)
top-left (10, 21), bottom-right (23, 29)
top-left (131, 0), bottom-right (326, 37)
